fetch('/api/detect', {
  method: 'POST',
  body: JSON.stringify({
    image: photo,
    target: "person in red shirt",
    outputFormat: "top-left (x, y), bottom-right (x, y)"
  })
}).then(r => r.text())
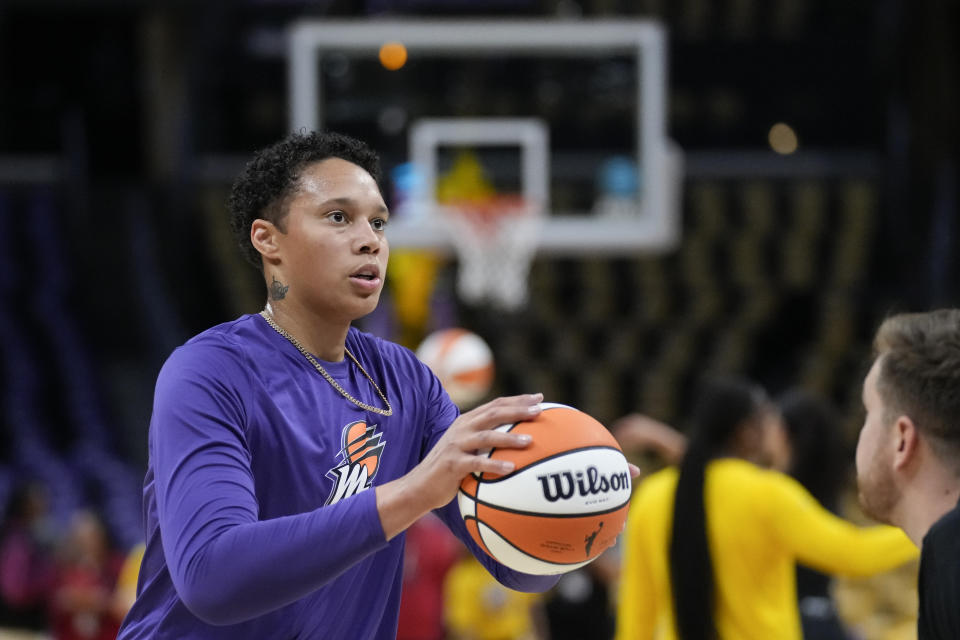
top-left (396, 513), bottom-right (460, 640)
top-left (0, 482), bottom-right (57, 634)
top-left (49, 511), bottom-right (124, 640)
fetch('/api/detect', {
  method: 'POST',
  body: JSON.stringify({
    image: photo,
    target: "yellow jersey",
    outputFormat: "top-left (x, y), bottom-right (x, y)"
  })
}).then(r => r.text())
top-left (444, 555), bottom-right (540, 640)
top-left (615, 458), bottom-right (917, 640)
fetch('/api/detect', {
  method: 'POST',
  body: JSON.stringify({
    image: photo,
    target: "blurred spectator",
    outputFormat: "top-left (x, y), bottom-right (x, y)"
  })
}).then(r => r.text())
top-left (49, 512), bottom-right (123, 640)
top-left (0, 482), bottom-right (56, 638)
top-left (110, 543), bottom-right (145, 626)
top-left (444, 550), bottom-right (543, 640)
top-left (779, 389), bottom-right (853, 640)
top-left (615, 376), bottom-right (917, 640)
top-left (610, 414), bottom-right (688, 469)
top-left (396, 514), bottom-right (459, 640)
top-left (612, 389), bottom-right (903, 640)
top-left (541, 548), bottom-right (618, 640)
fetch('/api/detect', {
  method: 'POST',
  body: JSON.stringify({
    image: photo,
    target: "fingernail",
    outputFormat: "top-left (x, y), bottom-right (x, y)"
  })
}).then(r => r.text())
top-left (516, 434), bottom-right (532, 444)
top-left (498, 460), bottom-right (515, 473)
top-left (528, 403), bottom-right (542, 414)
top-left (531, 392), bottom-right (544, 401)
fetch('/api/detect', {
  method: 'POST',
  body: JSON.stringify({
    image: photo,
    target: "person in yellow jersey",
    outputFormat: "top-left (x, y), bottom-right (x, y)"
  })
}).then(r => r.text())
top-left (444, 549), bottom-right (544, 640)
top-left (615, 376), bottom-right (917, 640)
top-left (111, 542), bottom-right (146, 620)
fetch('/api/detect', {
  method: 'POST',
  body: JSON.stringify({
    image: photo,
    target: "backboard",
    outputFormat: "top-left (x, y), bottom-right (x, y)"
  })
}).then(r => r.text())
top-left (288, 19), bottom-right (682, 254)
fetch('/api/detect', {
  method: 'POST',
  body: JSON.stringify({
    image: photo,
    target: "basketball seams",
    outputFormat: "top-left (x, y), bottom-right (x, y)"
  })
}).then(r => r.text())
top-left (434, 328), bottom-right (468, 366)
top-left (451, 366), bottom-right (494, 385)
top-left (459, 485), bottom-right (632, 516)
top-left (462, 515), bottom-right (494, 557)
top-left (476, 403), bottom-right (575, 462)
top-left (472, 519), bottom-right (596, 569)
top-left (471, 495), bottom-right (631, 518)
top-left (478, 445), bottom-right (626, 483)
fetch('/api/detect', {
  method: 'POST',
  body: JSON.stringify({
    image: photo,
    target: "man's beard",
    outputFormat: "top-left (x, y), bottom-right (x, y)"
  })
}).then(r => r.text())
top-left (857, 461), bottom-right (900, 525)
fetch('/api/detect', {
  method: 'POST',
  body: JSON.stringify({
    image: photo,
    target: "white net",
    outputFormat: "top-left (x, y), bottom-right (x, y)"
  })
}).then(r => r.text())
top-left (440, 198), bottom-right (543, 311)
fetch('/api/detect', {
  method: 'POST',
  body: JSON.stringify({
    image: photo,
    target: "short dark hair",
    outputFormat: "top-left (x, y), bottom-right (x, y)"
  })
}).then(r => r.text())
top-left (874, 309), bottom-right (960, 468)
top-left (227, 130), bottom-right (382, 269)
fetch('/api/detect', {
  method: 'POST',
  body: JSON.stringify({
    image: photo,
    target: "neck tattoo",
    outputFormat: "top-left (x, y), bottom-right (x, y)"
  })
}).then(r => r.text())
top-left (269, 276), bottom-right (289, 300)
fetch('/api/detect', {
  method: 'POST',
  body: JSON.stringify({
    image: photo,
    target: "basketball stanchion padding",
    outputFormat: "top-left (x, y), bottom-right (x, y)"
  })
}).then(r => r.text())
top-left (458, 403), bottom-right (632, 575)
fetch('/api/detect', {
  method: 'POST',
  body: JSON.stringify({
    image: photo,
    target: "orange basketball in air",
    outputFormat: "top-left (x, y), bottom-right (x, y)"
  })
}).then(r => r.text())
top-left (416, 328), bottom-right (494, 409)
top-left (458, 403), bottom-right (632, 575)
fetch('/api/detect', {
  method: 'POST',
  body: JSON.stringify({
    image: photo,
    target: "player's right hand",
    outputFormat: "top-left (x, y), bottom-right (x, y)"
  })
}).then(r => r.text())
top-left (411, 393), bottom-right (543, 511)
top-left (375, 393), bottom-right (541, 540)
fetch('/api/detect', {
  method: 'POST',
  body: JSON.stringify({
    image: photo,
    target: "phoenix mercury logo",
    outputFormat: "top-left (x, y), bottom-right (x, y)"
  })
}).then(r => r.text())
top-left (325, 421), bottom-right (386, 505)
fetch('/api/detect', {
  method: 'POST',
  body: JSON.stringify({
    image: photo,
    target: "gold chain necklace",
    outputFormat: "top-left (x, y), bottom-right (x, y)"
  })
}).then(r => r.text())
top-left (259, 309), bottom-right (393, 416)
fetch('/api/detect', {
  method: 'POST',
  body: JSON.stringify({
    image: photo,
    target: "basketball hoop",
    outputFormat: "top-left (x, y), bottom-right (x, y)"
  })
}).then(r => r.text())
top-left (439, 195), bottom-right (543, 311)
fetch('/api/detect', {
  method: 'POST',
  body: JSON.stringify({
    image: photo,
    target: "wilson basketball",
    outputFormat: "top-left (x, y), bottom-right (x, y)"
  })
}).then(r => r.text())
top-left (416, 328), bottom-right (494, 408)
top-left (458, 403), bottom-right (632, 575)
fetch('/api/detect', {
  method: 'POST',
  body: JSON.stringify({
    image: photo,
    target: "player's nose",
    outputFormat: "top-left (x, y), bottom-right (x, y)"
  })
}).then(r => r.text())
top-left (354, 222), bottom-right (382, 254)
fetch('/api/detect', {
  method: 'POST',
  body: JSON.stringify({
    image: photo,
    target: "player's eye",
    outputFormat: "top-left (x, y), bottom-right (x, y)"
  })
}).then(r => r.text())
top-left (328, 211), bottom-right (347, 223)
top-left (371, 217), bottom-right (388, 231)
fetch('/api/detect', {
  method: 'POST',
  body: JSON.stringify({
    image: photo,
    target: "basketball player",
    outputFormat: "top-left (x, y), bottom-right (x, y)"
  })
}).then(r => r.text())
top-left (613, 393), bottom-right (859, 639)
top-left (855, 310), bottom-right (960, 639)
top-left (117, 131), bottom-right (562, 639)
top-left (616, 376), bottom-right (917, 640)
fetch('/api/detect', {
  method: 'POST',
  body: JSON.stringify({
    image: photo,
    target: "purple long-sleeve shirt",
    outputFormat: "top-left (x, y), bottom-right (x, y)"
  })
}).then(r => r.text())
top-left (118, 314), bottom-right (556, 639)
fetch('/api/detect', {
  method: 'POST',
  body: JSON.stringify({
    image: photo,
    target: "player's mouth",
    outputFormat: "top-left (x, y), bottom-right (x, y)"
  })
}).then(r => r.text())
top-left (350, 265), bottom-right (382, 290)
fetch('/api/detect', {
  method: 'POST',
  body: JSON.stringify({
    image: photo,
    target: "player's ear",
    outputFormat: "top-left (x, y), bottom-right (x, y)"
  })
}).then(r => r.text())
top-left (892, 415), bottom-right (920, 471)
top-left (251, 218), bottom-right (282, 265)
